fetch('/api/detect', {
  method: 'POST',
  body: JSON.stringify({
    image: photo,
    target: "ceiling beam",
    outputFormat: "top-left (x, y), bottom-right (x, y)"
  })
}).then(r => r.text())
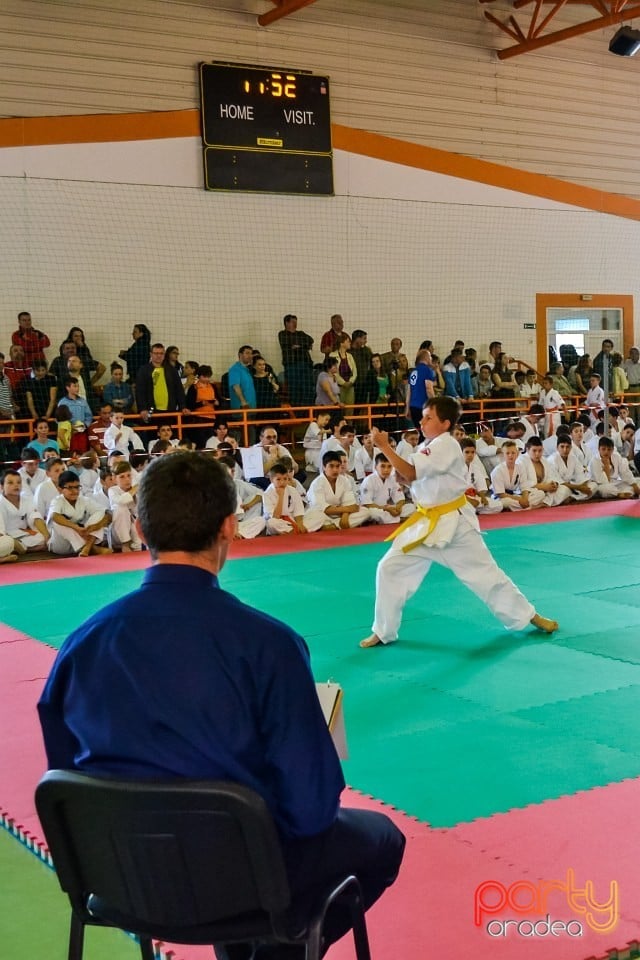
top-left (484, 0), bottom-right (640, 57)
top-left (258, 0), bottom-right (319, 27)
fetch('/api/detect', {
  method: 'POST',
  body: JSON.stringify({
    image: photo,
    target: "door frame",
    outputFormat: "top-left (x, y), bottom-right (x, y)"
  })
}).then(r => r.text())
top-left (535, 293), bottom-right (634, 374)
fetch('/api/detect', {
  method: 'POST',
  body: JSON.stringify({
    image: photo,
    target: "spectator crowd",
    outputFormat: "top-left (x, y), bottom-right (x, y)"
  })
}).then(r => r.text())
top-left (2, 311), bottom-right (640, 564)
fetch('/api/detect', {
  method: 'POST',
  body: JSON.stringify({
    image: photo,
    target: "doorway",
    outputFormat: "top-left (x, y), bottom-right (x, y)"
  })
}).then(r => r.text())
top-left (535, 294), bottom-right (633, 374)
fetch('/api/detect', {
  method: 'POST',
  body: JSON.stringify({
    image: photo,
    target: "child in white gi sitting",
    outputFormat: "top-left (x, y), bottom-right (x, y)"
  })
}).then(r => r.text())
top-left (359, 453), bottom-right (415, 524)
top-left (220, 457), bottom-right (266, 538)
top-left (307, 451), bottom-right (370, 530)
top-left (460, 438), bottom-right (503, 514)
top-left (262, 463), bottom-right (325, 535)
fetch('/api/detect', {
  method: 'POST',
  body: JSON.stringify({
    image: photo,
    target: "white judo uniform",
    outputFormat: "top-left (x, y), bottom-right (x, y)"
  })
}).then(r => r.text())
top-left (0, 509), bottom-right (15, 558)
top-left (104, 423), bottom-right (144, 458)
top-left (372, 432), bottom-right (535, 644)
top-left (359, 472), bottom-right (415, 524)
top-left (549, 450), bottom-right (596, 500)
top-left (46, 493), bottom-right (109, 555)
top-left (516, 453), bottom-right (572, 507)
top-left (262, 484), bottom-right (325, 535)
top-left (588, 451), bottom-right (639, 498)
top-left (19, 466), bottom-right (46, 495)
top-left (0, 492), bottom-right (46, 549)
top-left (302, 422), bottom-right (326, 473)
top-left (108, 484), bottom-right (142, 549)
top-left (490, 460), bottom-right (545, 510)
top-left (463, 455), bottom-right (503, 515)
top-left (307, 474), bottom-right (370, 528)
top-left (538, 388), bottom-right (564, 436)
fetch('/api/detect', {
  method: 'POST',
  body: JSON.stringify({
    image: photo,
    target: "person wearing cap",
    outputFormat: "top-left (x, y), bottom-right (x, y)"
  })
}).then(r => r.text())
top-left (47, 470), bottom-right (112, 558)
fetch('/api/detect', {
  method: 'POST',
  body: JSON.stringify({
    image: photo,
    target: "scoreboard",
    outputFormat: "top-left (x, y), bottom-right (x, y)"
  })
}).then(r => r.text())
top-left (199, 62), bottom-right (333, 195)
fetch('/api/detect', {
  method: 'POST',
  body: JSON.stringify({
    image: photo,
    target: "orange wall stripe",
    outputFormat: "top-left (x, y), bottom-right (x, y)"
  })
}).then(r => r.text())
top-left (331, 124), bottom-right (640, 222)
top-left (0, 110), bottom-right (200, 148)
top-left (2, 109), bottom-right (640, 222)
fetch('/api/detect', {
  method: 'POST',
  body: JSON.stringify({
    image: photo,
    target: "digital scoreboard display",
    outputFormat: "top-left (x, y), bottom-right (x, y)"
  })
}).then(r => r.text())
top-left (199, 62), bottom-right (333, 195)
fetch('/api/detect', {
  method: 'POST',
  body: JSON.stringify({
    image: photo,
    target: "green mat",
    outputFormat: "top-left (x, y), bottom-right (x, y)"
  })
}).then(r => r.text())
top-left (0, 827), bottom-right (139, 960)
top-left (3, 515), bottom-right (640, 827)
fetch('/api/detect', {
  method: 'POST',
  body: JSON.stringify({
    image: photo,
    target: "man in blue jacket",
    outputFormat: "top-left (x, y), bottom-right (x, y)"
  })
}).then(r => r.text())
top-left (38, 452), bottom-right (404, 960)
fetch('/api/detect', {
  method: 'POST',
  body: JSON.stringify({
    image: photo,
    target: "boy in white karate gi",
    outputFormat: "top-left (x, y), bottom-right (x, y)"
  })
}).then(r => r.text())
top-left (0, 470), bottom-right (48, 553)
top-left (550, 437), bottom-right (596, 500)
top-left (108, 461), bottom-right (143, 551)
top-left (262, 463), bottom-right (325, 535)
top-left (47, 470), bottom-right (112, 557)
top-left (359, 453), bottom-right (415, 524)
top-left (538, 375), bottom-right (565, 437)
top-left (589, 436), bottom-right (640, 499)
top-left (460, 438), bottom-right (503, 515)
top-left (307, 451), bottom-right (370, 530)
top-left (517, 436), bottom-right (572, 508)
top-left (360, 397), bottom-right (557, 648)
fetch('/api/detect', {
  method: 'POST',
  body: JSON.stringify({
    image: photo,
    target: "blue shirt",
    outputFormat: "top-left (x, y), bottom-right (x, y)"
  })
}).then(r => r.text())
top-left (228, 361), bottom-right (257, 409)
top-left (30, 438), bottom-right (61, 461)
top-left (57, 395), bottom-right (93, 427)
top-left (37, 564), bottom-right (344, 840)
top-left (408, 363), bottom-right (436, 408)
top-left (103, 381), bottom-right (134, 412)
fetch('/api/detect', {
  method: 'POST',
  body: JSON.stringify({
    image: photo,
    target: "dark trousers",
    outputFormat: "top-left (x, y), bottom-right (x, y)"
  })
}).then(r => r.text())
top-left (281, 807), bottom-right (405, 948)
top-left (284, 364), bottom-right (315, 408)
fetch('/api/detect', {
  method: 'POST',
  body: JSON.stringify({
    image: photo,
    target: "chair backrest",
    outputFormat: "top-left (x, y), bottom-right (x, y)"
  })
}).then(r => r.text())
top-left (35, 771), bottom-right (291, 930)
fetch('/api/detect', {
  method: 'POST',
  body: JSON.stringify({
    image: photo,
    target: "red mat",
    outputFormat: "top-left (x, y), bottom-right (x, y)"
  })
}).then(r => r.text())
top-left (2, 498), bottom-right (637, 586)
top-left (2, 627), bottom-right (639, 960)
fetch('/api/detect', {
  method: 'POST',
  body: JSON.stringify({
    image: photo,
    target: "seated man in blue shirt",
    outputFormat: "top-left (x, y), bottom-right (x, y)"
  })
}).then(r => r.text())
top-left (38, 451), bottom-right (404, 960)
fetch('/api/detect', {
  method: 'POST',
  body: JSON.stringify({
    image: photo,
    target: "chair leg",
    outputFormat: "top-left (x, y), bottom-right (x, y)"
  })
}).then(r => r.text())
top-left (139, 935), bottom-right (155, 960)
top-left (350, 897), bottom-right (371, 960)
top-left (68, 911), bottom-right (85, 960)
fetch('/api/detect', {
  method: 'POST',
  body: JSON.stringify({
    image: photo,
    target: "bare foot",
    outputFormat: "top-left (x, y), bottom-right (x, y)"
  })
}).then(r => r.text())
top-left (530, 613), bottom-right (559, 634)
top-left (91, 546), bottom-right (114, 556)
top-left (0, 554), bottom-right (18, 564)
top-left (78, 544), bottom-right (92, 557)
top-left (121, 542), bottom-right (133, 553)
top-left (12, 540), bottom-right (27, 555)
top-left (359, 634), bottom-right (382, 648)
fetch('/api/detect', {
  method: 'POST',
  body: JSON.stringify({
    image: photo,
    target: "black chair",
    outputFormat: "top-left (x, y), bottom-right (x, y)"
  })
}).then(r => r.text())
top-left (35, 771), bottom-right (372, 960)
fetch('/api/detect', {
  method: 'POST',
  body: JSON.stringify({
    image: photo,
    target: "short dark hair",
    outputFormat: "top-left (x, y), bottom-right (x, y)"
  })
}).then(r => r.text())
top-left (374, 452), bottom-right (389, 464)
top-left (45, 457), bottom-right (64, 473)
top-left (424, 395), bottom-right (461, 431)
top-left (151, 343), bottom-right (165, 352)
top-left (525, 436), bottom-right (543, 449)
top-left (32, 359), bottom-right (48, 371)
top-left (63, 377), bottom-right (79, 389)
top-left (110, 361), bottom-right (123, 372)
top-left (460, 438), bottom-right (476, 451)
top-left (339, 424), bottom-right (355, 437)
top-left (598, 436), bottom-right (614, 449)
top-left (269, 463), bottom-right (288, 477)
top-left (238, 344), bottom-right (252, 355)
top-left (21, 446), bottom-right (41, 462)
top-left (283, 314), bottom-right (297, 326)
top-left (58, 470), bottom-right (80, 487)
top-left (322, 451), bottom-right (342, 467)
top-left (198, 364), bottom-right (212, 378)
top-left (137, 453), bottom-right (236, 558)
top-left (352, 329), bottom-right (367, 340)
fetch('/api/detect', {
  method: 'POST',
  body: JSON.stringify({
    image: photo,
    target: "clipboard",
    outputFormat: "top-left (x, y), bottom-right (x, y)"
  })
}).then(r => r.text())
top-left (315, 681), bottom-right (348, 760)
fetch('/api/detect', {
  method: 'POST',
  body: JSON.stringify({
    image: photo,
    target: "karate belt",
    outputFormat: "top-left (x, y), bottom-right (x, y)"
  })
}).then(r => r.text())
top-left (385, 493), bottom-right (468, 553)
top-left (545, 406), bottom-right (560, 436)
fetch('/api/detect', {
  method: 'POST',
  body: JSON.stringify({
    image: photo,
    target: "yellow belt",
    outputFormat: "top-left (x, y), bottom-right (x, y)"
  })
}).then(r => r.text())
top-left (385, 493), bottom-right (468, 553)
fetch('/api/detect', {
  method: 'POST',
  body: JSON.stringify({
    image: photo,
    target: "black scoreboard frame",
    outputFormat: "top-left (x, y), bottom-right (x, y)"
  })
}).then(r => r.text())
top-left (199, 61), bottom-right (334, 196)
